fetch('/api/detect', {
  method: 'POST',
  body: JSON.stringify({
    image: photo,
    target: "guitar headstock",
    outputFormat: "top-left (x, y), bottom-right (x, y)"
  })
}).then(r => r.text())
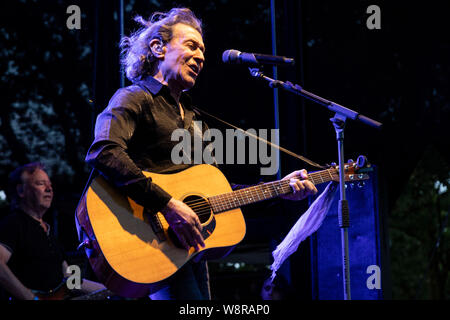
top-left (329, 155), bottom-right (372, 182)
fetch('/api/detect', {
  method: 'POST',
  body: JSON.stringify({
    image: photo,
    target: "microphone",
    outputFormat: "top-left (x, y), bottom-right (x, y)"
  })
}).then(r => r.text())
top-left (222, 49), bottom-right (295, 66)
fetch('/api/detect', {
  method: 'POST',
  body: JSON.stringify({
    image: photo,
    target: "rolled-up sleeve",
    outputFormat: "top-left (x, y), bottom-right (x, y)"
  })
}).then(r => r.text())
top-left (86, 88), bottom-right (172, 213)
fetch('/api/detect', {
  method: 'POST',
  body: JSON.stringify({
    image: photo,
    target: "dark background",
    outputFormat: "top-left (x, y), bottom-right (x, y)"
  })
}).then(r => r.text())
top-left (0, 0), bottom-right (448, 299)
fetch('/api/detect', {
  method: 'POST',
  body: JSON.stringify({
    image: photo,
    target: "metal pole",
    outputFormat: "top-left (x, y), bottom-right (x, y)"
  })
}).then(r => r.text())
top-left (334, 119), bottom-right (351, 300)
top-left (270, 0), bottom-right (281, 180)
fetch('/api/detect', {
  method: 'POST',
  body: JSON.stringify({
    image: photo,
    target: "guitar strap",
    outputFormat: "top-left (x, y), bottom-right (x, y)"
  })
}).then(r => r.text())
top-left (192, 106), bottom-right (327, 170)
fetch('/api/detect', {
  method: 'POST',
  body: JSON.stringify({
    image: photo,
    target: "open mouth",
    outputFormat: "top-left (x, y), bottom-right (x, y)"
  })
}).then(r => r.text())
top-left (188, 64), bottom-right (199, 76)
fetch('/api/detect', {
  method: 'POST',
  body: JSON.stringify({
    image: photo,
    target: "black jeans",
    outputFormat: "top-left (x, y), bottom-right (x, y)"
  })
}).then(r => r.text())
top-left (149, 260), bottom-right (211, 300)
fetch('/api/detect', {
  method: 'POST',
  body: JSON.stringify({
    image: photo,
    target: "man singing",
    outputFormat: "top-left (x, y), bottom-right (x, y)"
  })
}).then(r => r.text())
top-left (84, 7), bottom-right (317, 300)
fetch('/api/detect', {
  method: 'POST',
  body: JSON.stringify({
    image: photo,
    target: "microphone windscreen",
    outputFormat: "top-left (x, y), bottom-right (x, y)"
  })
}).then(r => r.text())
top-left (222, 50), bottom-right (240, 63)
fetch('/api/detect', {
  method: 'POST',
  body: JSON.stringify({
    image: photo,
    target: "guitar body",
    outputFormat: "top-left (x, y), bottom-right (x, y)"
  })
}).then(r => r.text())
top-left (77, 164), bottom-right (246, 298)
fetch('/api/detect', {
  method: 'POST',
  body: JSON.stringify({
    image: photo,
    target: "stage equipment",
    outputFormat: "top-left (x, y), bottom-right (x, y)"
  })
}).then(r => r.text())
top-left (310, 166), bottom-right (385, 299)
top-left (248, 67), bottom-right (382, 300)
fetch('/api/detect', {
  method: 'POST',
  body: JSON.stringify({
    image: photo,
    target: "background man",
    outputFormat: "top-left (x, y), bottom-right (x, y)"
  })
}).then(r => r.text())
top-left (0, 162), bottom-right (105, 300)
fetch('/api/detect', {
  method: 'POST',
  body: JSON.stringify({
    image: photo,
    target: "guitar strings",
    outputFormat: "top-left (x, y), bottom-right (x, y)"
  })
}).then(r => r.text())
top-left (182, 179), bottom-right (292, 207)
top-left (175, 170), bottom-right (340, 219)
top-left (180, 185), bottom-right (293, 219)
top-left (182, 170), bottom-right (337, 209)
top-left (183, 172), bottom-right (337, 206)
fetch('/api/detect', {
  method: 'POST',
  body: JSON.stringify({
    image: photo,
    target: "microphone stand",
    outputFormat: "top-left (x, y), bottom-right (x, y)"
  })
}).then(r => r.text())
top-left (249, 68), bottom-right (382, 300)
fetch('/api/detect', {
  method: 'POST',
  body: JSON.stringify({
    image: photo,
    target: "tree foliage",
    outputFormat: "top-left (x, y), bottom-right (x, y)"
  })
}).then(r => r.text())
top-left (390, 147), bottom-right (450, 299)
top-left (0, 0), bottom-right (93, 197)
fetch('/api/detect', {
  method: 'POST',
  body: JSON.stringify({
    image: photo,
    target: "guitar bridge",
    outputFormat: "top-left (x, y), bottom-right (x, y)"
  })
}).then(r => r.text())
top-left (144, 208), bottom-right (166, 242)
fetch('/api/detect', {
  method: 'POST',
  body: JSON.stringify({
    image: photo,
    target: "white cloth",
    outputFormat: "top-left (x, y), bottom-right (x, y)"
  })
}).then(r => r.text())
top-left (270, 182), bottom-right (338, 282)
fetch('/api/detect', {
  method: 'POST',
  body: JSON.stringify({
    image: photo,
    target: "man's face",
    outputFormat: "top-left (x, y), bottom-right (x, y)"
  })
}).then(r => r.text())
top-left (160, 23), bottom-right (205, 92)
top-left (19, 169), bottom-right (53, 213)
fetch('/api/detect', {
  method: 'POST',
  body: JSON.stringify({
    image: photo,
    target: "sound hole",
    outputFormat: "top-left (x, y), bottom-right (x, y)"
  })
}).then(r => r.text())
top-left (183, 195), bottom-right (212, 223)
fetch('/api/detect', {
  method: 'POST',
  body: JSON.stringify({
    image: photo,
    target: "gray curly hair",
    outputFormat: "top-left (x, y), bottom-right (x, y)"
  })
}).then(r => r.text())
top-left (120, 7), bottom-right (203, 83)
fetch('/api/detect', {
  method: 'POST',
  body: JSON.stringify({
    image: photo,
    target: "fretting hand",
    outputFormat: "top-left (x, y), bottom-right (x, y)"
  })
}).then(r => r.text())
top-left (280, 169), bottom-right (318, 201)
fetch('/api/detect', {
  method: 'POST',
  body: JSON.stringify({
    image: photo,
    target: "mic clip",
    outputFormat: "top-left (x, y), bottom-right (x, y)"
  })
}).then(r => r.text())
top-left (249, 68), bottom-right (263, 78)
top-left (248, 68), bottom-right (285, 89)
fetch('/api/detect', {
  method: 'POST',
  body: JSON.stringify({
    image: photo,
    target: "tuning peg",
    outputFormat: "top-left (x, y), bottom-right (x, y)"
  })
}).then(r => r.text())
top-left (357, 181), bottom-right (366, 188)
top-left (357, 155), bottom-right (368, 168)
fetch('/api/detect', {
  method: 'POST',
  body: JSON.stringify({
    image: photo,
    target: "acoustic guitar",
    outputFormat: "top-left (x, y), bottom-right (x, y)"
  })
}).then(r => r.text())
top-left (76, 158), bottom-right (371, 298)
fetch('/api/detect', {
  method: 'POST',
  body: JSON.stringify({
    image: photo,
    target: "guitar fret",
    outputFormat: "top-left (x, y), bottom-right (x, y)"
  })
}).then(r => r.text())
top-left (212, 195), bottom-right (221, 213)
top-left (216, 195), bottom-right (221, 212)
top-left (255, 188), bottom-right (261, 202)
top-left (280, 182), bottom-right (286, 195)
top-left (315, 172), bottom-right (323, 184)
top-left (220, 195), bottom-right (226, 211)
top-left (245, 189), bottom-right (253, 203)
top-left (327, 169), bottom-right (333, 181)
top-left (277, 181), bottom-right (283, 195)
top-left (270, 182), bottom-right (278, 197)
top-left (284, 182), bottom-right (291, 193)
top-left (237, 190), bottom-right (245, 209)
top-left (278, 181), bottom-right (285, 195)
top-left (237, 190), bottom-right (244, 206)
top-left (221, 195), bottom-right (226, 211)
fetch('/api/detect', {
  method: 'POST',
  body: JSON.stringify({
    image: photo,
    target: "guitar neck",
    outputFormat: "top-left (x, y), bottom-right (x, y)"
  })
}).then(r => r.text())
top-left (208, 168), bottom-right (337, 213)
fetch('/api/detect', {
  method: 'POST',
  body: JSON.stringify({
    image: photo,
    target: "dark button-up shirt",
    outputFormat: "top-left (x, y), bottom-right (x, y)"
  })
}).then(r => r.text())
top-left (85, 76), bottom-right (212, 213)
